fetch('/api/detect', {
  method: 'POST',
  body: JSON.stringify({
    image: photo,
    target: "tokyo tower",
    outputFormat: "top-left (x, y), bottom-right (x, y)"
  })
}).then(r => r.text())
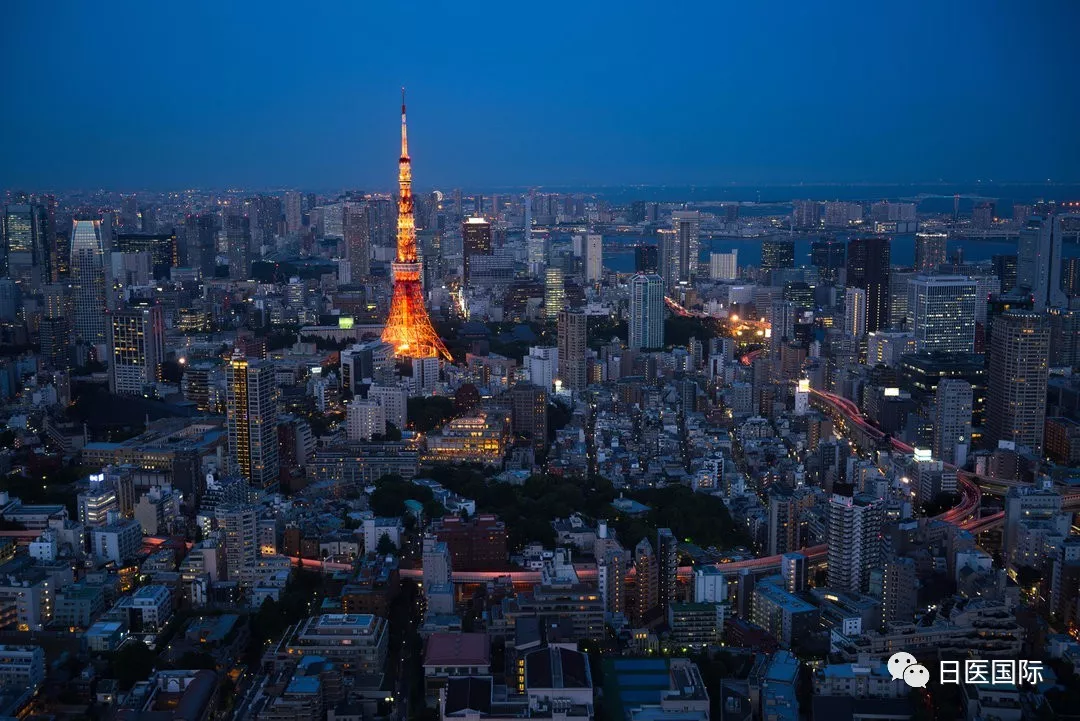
top-left (381, 90), bottom-right (452, 362)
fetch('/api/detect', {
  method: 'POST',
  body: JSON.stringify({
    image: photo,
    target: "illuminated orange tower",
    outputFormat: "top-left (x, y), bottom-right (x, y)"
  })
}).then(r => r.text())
top-left (381, 90), bottom-right (452, 361)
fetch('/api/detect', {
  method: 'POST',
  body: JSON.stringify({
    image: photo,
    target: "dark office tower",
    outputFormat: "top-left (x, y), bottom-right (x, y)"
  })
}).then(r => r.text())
top-left (792, 200), bottom-right (820, 229)
top-left (656, 528), bottom-right (678, 616)
top-left (992, 254), bottom-right (1018, 293)
top-left (3, 203), bottom-right (47, 290)
top-left (972, 201), bottom-right (995, 230)
top-left (183, 213), bottom-right (218, 279)
top-left (115, 232), bottom-right (179, 279)
top-left (343, 202), bottom-right (370, 279)
top-left (39, 316), bottom-right (70, 370)
top-left (671, 211), bottom-right (701, 283)
top-left (846, 236), bottom-right (891, 332)
top-left (225, 215), bottom-right (252, 280)
top-left (1047, 307), bottom-right (1079, 370)
top-left (629, 201), bottom-right (648, 224)
top-left (761, 238), bottom-right (796, 276)
top-left (634, 244), bottom-right (659, 273)
top-left (914, 231), bottom-right (947, 272)
top-left (121, 195), bottom-right (139, 230)
top-left (253, 195), bottom-right (282, 245)
top-left (810, 239), bottom-right (845, 283)
top-left (724, 204), bottom-right (739, 222)
top-left (419, 231), bottom-right (442, 288)
top-left (1063, 257), bottom-right (1080, 298)
top-left (462, 217), bottom-right (492, 287)
top-left (140, 206), bottom-right (157, 233)
top-left (987, 311), bottom-right (1049, 453)
top-left (1017, 215), bottom-right (1068, 312)
top-left (284, 191), bottom-right (303, 234)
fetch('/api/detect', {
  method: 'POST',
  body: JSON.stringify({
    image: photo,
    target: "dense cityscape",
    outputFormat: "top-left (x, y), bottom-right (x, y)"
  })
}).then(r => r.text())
top-left (2, 4), bottom-right (1080, 721)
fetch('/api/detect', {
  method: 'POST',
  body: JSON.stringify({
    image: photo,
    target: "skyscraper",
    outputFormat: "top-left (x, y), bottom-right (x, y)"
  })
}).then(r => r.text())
top-left (3, 203), bottom-right (47, 290)
top-left (914, 231), bottom-right (947, 272)
top-left (761, 238), bottom-right (796, 276)
top-left (284, 191), bottom-right (303, 234)
top-left (584, 233), bottom-right (603, 282)
top-left (843, 287), bottom-right (867, 339)
top-left (382, 92), bottom-right (452, 361)
top-left (227, 349), bottom-right (280, 491)
top-left (509, 383), bottom-right (548, 453)
top-left (225, 215), bottom-right (252, 280)
top-left (907, 275), bottom-right (977, 354)
top-left (629, 273), bottom-right (664, 350)
top-left (810, 239), bottom-right (845, 283)
top-left (1017, 215), bottom-right (1069, 311)
top-left (70, 219), bottom-right (108, 348)
top-left (557, 309), bottom-right (588, 391)
top-left (633, 538), bottom-right (658, 623)
top-left (216, 503), bottom-right (258, 581)
top-left (344, 202), bottom-right (371, 279)
top-left (108, 304), bottom-right (165, 395)
top-left (634, 244), bottom-right (658, 274)
top-left (933, 379), bottom-right (973, 467)
top-left (671, 211), bottom-right (701, 284)
top-left (987, 311), bottom-right (1050, 452)
top-left (846, 236), bottom-right (891, 332)
top-left (709, 251), bottom-right (738, 280)
top-left (183, 213), bottom-right (217, 279)
top-left (992, 254), bottom-right (1018, 293)
top-left (462, 217), bottom-right (492, 288)
top-left (827, 493), bottom-right (883, 594)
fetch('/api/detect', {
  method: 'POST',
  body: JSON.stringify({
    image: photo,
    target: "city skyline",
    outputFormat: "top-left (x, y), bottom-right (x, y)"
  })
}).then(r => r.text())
top-left (3, 1), bottom-right (1080, 190)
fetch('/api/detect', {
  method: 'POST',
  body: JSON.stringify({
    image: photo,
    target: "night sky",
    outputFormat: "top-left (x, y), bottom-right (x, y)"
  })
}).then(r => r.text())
top-left (3, 0), bottom-right (1078, 190)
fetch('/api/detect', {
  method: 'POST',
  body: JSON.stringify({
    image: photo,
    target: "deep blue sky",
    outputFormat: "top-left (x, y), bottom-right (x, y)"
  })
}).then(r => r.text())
top-left (3, 0), bottom-right (1078, 191)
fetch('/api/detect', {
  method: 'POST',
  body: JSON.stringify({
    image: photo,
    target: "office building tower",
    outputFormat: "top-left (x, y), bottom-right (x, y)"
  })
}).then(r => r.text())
top-left (1061, 257), bottom-right (1080, 298)
top-left (39, 316), bottom-right (70, 370)
top-left (914, 231), bottom-right (947, 272)
top-left (70, 219), bottom-right (108, 347)
top-left (1048, 307), bottom-right (1079, 369)
top-left (462, 217), bottom-right (492, 287)
top-left (810, 240), bottom-right (845, 283)
top-left (887, 270), bottom-right (915, 330)
top-left (844, 287), bottom-right (867, 339)
top-left (972, 202), bottom-right (995, 229)
top-left (346, 399), bottom-right (385, 441)
top-left (227, 350), bottom-right (280, 490)
top-left (216, 503), bottom-right (258, 581)
top-left (992, 254), bottom-right (1018, 293)
top-left (671, 211), bottom-right (701, 284)
top-left (343, 202), bottom-right (370, 279)
top-left (846, 236), bottom-right (891, 332)
top-left (634, 244), bottom-right (658, 273)
top-left (709, 250), bottom-right (738, 280)
top-left (108, 305), bottom-right (165, 395)
top-left (225, 215), bottom-right (252, 280)
top-left (1017, 215), bottom-right (1070, 311)
top-left (827, 493), bottom-right (884, 594)
top-left (182, 213), bottom-right (217, 278)
top-left (987, 311), bottom-right (1050, 452)
top-left (761, 238), bottom-right (796, 276)
top-left (557, 309), bottom-right (588, 391)
top-left (3, 203), bottom-right (47, 289)
top-left (933, 379), bottom-right (973, 467)
top-left (656, 528), bottom-right (678, 616)
top-left (284, 191), bottom-right (303, 234)
top-left (509, 383), bottom-right (548, 453)
top-left (792, 200), bottom-right (820, 229)
top-left (584, 233), bottom-right (603, 282)
top-left (368, 384), bottom-right (408, 430)
top-left (656, 229), bottom-right (678, 289)
top-left (543, 267), bottom-right (565, 322)
top-left (907, 275), bottom-right (977, 354)
top-left (629, 273), bottom-right (664, 350)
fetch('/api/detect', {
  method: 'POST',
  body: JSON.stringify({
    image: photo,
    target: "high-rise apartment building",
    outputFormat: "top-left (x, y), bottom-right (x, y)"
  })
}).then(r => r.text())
top-left (987, 311), bottom-right (1050, 452)
top-left (344, 202), bottom-right (371, 279)
top-left (629, 273), bottom-right (664, 350)
top-left (709, 251), bottom-right (738, 280)
top-left (843, 287), bottom-right (867, 339)
top-left (557, 309), bottom-right (587, 391)
top-left (846, 237), bottom-right (891, 332)
top-left (509, 383), bottom-right (548, 453)
top-left (70, 219), bottom-right (109, 347)
top-left (108, 304), bottom-right (165, 395)
top-left (216, 503), bottom-right (258, 582)
top-left (584, 233), bottom-right (603, 282)
top-left (284, 191), bottom-right (303, 234)
top-left (633, 538), bottom-right (658, 624)
top-left (462, 217), bottom-right (492, 287)
top-left (914, 232), bottom-right (947, 272)
top-left (656, 528), bottom-right (678, 617)
top-left (907, 275), bottom-right (977, 354)
top-left (227, 350), bottom-right (280, 490)
top-left (346, 399), bottom-right (386, 441)
top-left (671, 211), bottom-right (701, 285)
top-left (933, 379), bottom-right (973, 467)
top-left (827, 493), bottom-right (883, 594)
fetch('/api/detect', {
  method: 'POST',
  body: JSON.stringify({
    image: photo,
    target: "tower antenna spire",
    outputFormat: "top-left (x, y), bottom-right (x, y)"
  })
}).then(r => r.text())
top-left (400, 87), bottom-right (408, 158)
